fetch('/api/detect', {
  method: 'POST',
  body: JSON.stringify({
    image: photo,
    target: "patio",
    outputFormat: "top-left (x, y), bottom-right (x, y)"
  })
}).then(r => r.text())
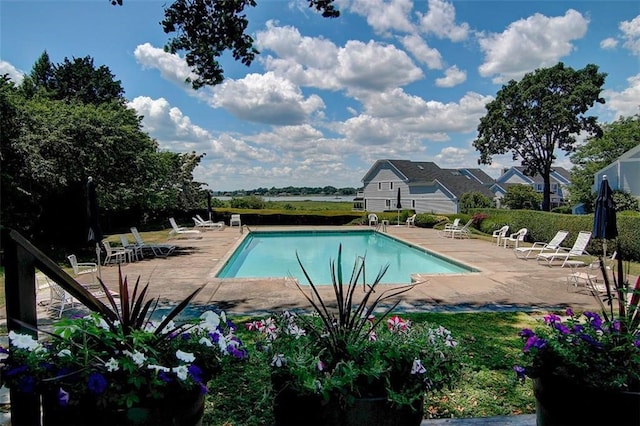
top-left (59, 225), bottom-right (605, 318)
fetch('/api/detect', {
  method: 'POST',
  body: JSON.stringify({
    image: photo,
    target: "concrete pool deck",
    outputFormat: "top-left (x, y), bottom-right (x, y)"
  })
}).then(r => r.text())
top-left (62, 225), bottom-right (612, 317)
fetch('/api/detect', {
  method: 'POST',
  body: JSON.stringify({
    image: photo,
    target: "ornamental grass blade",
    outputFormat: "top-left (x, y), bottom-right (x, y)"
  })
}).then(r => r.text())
top-left (153, 284), bottom-right (205, 337)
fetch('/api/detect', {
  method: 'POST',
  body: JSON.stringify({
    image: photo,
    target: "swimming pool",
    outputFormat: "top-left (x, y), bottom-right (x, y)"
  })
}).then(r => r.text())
top-left (216, 230), bottom-right (476, 284)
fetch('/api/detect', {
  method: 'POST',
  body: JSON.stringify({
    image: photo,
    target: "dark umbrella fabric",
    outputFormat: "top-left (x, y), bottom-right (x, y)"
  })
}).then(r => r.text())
top-left (396, 187), bottom-right (402, 209)
top-left (592, 176), bottom-right (617, 258)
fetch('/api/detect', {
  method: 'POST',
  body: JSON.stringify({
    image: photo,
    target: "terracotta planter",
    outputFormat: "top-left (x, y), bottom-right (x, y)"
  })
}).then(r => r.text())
top-left (42, 387), bottom-right (206, 426)
top-left (534, 376), bottom-right (640, 426)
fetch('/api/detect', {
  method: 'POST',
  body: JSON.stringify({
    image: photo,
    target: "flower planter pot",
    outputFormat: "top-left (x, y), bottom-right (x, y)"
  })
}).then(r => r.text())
top-left (534, 376), bottom-right (640, 426)
top-left (273, 390), bottom-right (423, 426)
top-left (42, 387), bottom-right (206, 426)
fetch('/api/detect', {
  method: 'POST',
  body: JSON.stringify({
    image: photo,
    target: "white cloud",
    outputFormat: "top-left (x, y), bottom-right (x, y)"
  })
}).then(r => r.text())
top-left (347, 0), bottom-right (415, 35)
top-left (417, 0), bottom-right (470, 42)
top-left (435, 65), bottom-right (466, 87)
top-left (133, 43), bottom-right (197, 88)
top-left (620, 15), bottom-right (640, 55)
top-left (600, 37), bottom-right (618, 50)
top-left (602, 73), bottom-right (640, 119)
top-left (477, 9), bottom-right (589, 83)
top-left (0, 61), bottom-right (24, 84)
top-left (433, 146), bottom-right (471, 166)
top-left (209, 72), bottom-right (325, 125)
top-left (399, 34), bottom-right (443, 69)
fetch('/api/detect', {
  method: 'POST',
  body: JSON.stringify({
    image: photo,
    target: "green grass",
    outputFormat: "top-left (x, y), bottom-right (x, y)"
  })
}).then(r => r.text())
top-left (204, 312), bottom-right (541, 425)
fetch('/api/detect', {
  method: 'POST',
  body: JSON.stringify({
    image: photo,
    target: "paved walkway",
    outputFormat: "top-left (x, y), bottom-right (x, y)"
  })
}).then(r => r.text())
top-left (53, 225), bottom-right (605, 319)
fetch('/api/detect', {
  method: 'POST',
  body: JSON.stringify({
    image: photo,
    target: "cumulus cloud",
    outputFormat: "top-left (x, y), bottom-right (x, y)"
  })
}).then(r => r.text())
top-left (434, 146), bottom-right (472, 166)
top-left (417, 0), bottom-right (470, 42)
top-left (208, 72), bottom-right (325, 125)
top-left (134, 43), bottom-right (197, 88)
top-left (0, 61), bottom-right (24, 84)
top-left (477, 9), bottom-right (589, 83)
top-left (347, 0), bottom-right (415, 35)
top-left (602, 73), bottom-right (640, 119)
top-left (600, 37), bottom-right (618, 50)
top-left (399, 34), bottom-right (443, 69)
top-left (620, 15), bottom-right (640, 55)
top-left (435, 65), bottom-right (466, 87)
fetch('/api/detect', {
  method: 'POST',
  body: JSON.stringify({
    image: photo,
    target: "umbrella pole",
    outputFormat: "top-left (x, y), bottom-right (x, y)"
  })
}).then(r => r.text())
top-left (96, 243), bottom-right (102, 279)
top-left (396, 209), bottom-right (401, 227)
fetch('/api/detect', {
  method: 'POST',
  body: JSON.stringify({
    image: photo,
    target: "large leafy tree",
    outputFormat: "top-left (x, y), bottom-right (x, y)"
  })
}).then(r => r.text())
top-left (473, 62), bottom-right (606, 211)
top-left (569, 114), bottom-right (640, 211)
top-left (112, 0), bottom-right (339, 89)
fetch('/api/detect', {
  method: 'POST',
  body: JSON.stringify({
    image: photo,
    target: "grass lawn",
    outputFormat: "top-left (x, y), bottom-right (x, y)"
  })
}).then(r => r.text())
top-left (204, 311), bottom-right (540, 425)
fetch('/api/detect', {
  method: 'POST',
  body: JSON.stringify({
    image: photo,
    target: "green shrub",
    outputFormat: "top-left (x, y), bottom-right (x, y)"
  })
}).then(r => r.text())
top-left (551, 206), bottom-right (572, 214)
top-left (414, 214), bottom-right (448, 228)
top-left (459, 191), bottom-right (494, 213)
top-left (502, 185), bottom-right (542, 210)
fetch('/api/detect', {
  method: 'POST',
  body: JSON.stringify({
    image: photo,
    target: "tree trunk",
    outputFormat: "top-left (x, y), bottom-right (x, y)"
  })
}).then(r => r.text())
top-left (542, 174), bottom-right (551, 211)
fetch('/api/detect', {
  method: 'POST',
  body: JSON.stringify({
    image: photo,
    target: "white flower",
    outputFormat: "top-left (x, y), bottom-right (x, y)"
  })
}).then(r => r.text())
top-left (160, 316), bottom-right (176, 334)
top-left (200, 311), bottom-right (221, 331)
top-left (411, 358), bottom-right (427, 375)
top-left (286, 324), bottom-right (306, 338)
top-left (220, 311), bottom-right (227, 323)
top-left (144, 321), bottom-right (158, 333)
top-left (148, 364), bottom-right (170, 373)
top-left (216, 334), bottom-right (228, 354)
top-left (57, 349), bottom-right (72, 358)
top-left (176, 350), bottom-right (195, 363)
top-left (124, 350), bottom-right (147, 366)
top-left (9, 331), bottom-right (41, 351)
top-left (105, 358), bottom-right (120, 372)
top-left (271, 354), bottom-right (286, 367)
top-left (173, 365), bottom-right (189, 380)
top-left (199, 337), bottom-right (213, 347)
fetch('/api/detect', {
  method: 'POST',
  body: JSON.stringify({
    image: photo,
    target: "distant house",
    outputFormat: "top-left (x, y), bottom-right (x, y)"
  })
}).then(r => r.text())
top-left (593, 144), bottom-right (640, 199)
top-left (492, 166), bottom-right (571, 209)
top-left (360, 160), bottom-right (495, 214)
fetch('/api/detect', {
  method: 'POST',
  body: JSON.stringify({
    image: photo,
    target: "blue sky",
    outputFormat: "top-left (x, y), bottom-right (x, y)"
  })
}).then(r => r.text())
top-left (2, 0), bottom-right (639, 191)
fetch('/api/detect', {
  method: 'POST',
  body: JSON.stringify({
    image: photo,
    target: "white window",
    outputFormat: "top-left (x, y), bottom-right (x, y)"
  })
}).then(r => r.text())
top-left (551, 184), bottom-right (558, 193)
top-left (385, 199), bottom-right (391, 208)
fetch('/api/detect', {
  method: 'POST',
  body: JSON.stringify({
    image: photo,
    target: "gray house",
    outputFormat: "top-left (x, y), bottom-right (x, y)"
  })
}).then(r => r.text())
top-left (360, 160), bottom-right (495, 214)
top-left (594, 144), bottom-right (640, 199)
top-left (491, 166), bottom-right (571, 209)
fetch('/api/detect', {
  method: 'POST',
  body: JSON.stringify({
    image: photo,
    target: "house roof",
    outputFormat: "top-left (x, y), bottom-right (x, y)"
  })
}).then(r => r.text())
top-left (383, 160), bottom-right (495, 199)
top-left (457, 168), bottom-right (495, 185)
top-left (511, 166), bottom-right (571, 183)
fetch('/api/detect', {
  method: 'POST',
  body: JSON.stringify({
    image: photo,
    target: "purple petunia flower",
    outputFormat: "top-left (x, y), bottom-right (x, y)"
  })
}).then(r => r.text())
top-left (6, 365), bottom-right (28, 377)
top-left (210, 332), bottom-right (221, 344)
top-left (579, 333), bottom-right (603, 348)
top-left (158, 371), bottom-right (173, 384)
top-left (188, 364), bottom-right (204, 382)
top-left (544, 314), bottom-right (561, 324)
top-left (565, 308), bottom-right (574, 317)
top-left (634, 339), bottom-right (640, 348)
top-left (181, 333), bottom-right (191, 340)
top-left (554, 322), bottom-right (570, 335)
top-left (198, 381), bottom-right (208, 395)
top-left (87, 372), bottom-right (108, 395)
top-left (58, 388), bottom-right (70, 407)
top-left (0, 347), bottom-right (8, 354)
top-left (523, 336), bottom-right (547, 352)
top-left (513, 365), bottom-right (526, 382)
top-left (519, 328), bottom-right (535, 339)
top-left (611, 321), bottom-right (621, 332)
top-left (584, 312), bottom-right (602, 330)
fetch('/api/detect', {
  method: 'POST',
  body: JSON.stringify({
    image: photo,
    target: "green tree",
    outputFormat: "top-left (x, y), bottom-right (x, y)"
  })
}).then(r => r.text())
top-left (473, 62), bottom-right (606, 211)
top-left (111, 0), bottom-right (340, 89)
top-left (613, 190), bottom-right (640, 212)
top-left (569, 114), bottom-right (640, 211)
top-left (459, 191), bottom-right (494, 213)
top-left (501, 185), bottom-right (542, 210)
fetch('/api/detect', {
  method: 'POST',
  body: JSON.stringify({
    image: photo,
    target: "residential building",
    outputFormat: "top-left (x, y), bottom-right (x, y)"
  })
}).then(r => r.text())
top-left (492, 166), bottom-right (571, 209)
top-left (593, 144), bottom-right (640, 199)
top-left (359, 160), bottom-right (495, 214)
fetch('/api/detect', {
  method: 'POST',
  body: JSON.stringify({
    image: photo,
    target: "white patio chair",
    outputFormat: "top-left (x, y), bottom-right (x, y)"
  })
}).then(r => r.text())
top-left (437, 218), bottom-right (461, 238)
top-left (503, 228), bottom-right (527, 249)
top-left (49, 282), bottom-right (79, 319)
top-left (169, 217), bottom-right (202, 239)
top-left (514, 230), bottom-right (569, 259)
top-left (230, 214), bottom-right (242, 227)
top-left (102, 240), bottom-right (129, 265)
top-left (67, 255), bottom-right (97, 284)
top-left (120, 234), bottom-right (143, 261)
top-left (406, 214), bottom-right (416, 227)
top-left (537, 231), bottom-right (592, 267)
top-left (449, 219), bottom-right (473, 239)
top-left (368, 213), bottom-right (378, 227)
top-left (491, 225), bottom-right (509, 247)
top-left (130, 227), bottom-right (176, 257)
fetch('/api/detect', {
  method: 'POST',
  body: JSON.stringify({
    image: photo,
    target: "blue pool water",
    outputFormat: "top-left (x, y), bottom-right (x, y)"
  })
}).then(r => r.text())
top-left (216, 230), bottom-right (476, 284)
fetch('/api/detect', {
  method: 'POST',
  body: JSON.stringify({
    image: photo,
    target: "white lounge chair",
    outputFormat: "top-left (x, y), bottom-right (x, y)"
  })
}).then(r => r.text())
top-left (537, 231), bottom-right (592, 267)
top-left (169, 217), bottom-right (202, 239)
top-left (102, 240), bottom-right (129, 265)
top-left (449, 219), bottom-right (473, 239)
top-left (514, 230), bottom-right (569, 259)
top-left (406, 214), bottom-right (416, 227)
top-left (120, 234), bottom-right (143, 261)
top-left (230, 214), bottom-right (242, 227)
top-left (67, 255), bottom-right (97, 284)
top-left (502, 228), bottom-right (527, 249)
top-left (368, 213), bottom-right (378, 227)
top-left (130, 227), bottom-right (176, 257)
top-left (438, 218), bottom-right (461, 238)
top-left (193, 216), bottom-right (225, 230)
top-left (491, 225), bottom-right (509, 247)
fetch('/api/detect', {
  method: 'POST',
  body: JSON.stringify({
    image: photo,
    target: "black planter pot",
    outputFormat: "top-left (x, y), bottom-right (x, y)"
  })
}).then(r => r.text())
top-left (534, 376), bottom-right (640, 426)
top-left (42, 387), bottom-right (206, 426)
top-left (273, 390), bottom-right (423, 426)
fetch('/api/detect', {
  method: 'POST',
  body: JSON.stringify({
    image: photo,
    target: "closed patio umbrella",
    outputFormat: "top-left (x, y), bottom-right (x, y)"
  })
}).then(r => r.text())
top-left (592, 175), bottom-right (617, 258)
top-left (396, 187), bottom-right (402, 226)
top-left (86, 176), bottom-right (103, 277)
top-left (207, 191), bottom-right (212, 222)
